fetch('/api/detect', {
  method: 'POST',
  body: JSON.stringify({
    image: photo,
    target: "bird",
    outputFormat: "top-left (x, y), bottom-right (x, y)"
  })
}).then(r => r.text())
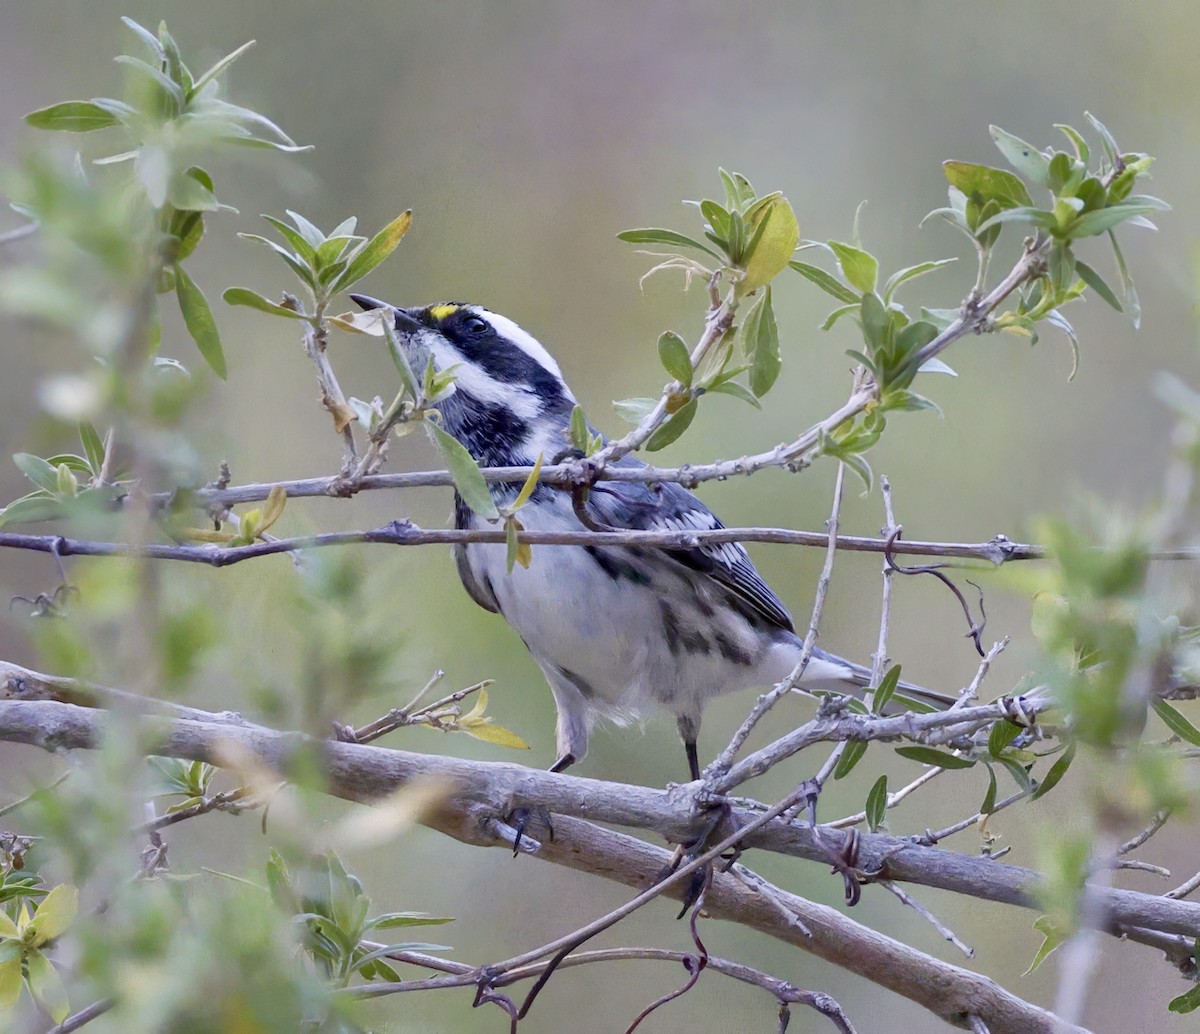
top-left (351, 295), bottom-right (955, 781)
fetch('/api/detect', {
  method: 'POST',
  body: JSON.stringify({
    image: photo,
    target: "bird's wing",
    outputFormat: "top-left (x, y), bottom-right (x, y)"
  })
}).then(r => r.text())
top-left (584, 456), bottom-right (795, 634)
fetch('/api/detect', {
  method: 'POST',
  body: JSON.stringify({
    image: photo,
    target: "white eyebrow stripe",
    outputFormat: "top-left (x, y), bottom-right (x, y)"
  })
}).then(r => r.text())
top-left (475, 309), bottom-right (568, 385)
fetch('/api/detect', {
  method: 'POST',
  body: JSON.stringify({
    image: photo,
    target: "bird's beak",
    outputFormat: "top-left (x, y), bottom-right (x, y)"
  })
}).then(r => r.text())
top-left (348, 294), bottom-right (423, 333)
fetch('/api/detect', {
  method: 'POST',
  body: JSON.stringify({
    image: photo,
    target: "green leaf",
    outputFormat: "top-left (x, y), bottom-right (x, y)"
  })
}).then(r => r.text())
top-left (828, 241), bottom-right (878, 294)
top-left (0, 495), bottom-right (63, 528)
top-left (882, 259), bottom-right (957, 303)
top-left (987, 719), bottom-right (1022, 757)
top-left (699, 199), bottom-right (731, 243)
top-left (1074, 261), bottom-right (1122, 312)
top-left (865, 775), bottom-right (888, 832)
top-left (261, 215), bottom-right (318, 264)
top-left (859, 291), bottom-right (888, 352)
top-left (1169, 984), bottom-right (1200, 1014)
top-left (871, 665), bottom-right (901, 714)
top-left (821, 304), bottom-right (859, 331)
top-left (366, 912), bottom-right (455, 930)
top-left (337, 211), bottom-right (414, 291)
top-left (737, 196), bottom-right (800, 297)
top-left (980, 764), bottom-right (998, 815)
top-left (1153, 700), bottom-right (1200, 747)
top-left (943, 161), bottom-right (1033, 208)
top-left (789, 261), bottom-right (859, 303)
top-left (989, 126), bottom-right (1050, 186)
top-left (719, 168), bottom-right (757, 211)
top-left (0, 950), bottom-right (20, 1014)
top-left (25, 100), bottom-right (123, 132)
top-left (741, 288), bottom-right (780, 397)
top-left (505, 515), bottom-right (528, 573)
top-left (658, 331), bottom-right (692, 385)
top-left (706, 380), bottom-right (762, 409)
top-left (25, 949), bottom-right (69, 1023)
top-left (1083, 112), bottom-right (1119, 163)
top-left (79, 423), bottom-right (106, 474)
top-left (1067, 205), bottom-right (1158, 238)
top-left (833, 740), bottom-right (868, 780)
top-left (168, 166), bottom-right (220, 212)
top-left (174, 264), bottom-right (227, 379)
top-left (191, 39), bottom-right (256, 96)
top-left (617, 228), bottom-right (721, 261)
top-left (1054, 124), bottom-right (1090, 164)
top-left (894, 746), bottom-right (975, 770)
top-left (1031, 741), bottom-right (1076, 800)
top-left (510, 453), bottom-right (544, 512)
top-left (239, 233), bottom-right (316, 288)
top-left (30, 884), bottom-right (78, 945)
top-left (645, 399), bottom-right (697, 451)
top-left (285, 209), bottom-right (327, 250)
top-left (1108, 231), bottom-right (1140, 329)
top-left (425, 422), bottom-right (498, 520)
top-left (973, 206), bottom-right (1057, 236)
top-left (13, 453), bottom-right (60, 493)
top-left (1023, 915), bottom-right (1069, 976)
top-left (612, 397), bottom-right (657, 424)
top-left (222, 287), bottom-right (307, 320)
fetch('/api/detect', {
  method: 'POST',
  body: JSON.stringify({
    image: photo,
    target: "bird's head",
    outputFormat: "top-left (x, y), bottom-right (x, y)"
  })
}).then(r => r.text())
top-left (350, 295), bottom-right (578, 466)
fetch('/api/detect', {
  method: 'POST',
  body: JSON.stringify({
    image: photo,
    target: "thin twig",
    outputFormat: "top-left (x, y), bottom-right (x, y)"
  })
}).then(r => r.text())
top-left (42, 999), bottom-right (115, 1034)
top-left (0, 770), bottom-right (71, 818)
top-left (879, 879), bottom-right (974, 957)
top-left (1116, 811), bottom-right (1170, 856)
top-left (709, 462), bottom-right (847, 777)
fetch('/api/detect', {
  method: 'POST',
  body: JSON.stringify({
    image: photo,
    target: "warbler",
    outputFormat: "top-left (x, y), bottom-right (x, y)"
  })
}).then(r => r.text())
top-left (351, 295), bottom-right (953, 780)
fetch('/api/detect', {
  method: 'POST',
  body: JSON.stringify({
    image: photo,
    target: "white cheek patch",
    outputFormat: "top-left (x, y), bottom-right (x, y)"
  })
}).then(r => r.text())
top-left (431, 340), bottom-right (542, 420)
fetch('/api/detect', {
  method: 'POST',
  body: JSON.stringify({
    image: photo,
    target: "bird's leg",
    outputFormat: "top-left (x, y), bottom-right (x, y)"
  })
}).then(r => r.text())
top-left (505, 756), bottom-right (574, 856)
top-left (677, 715), bottom-right (701, 783)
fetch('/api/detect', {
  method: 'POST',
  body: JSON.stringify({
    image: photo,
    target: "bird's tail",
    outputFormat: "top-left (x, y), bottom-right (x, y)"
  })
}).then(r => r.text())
top-left (807, 647), bottom-right (958, 711)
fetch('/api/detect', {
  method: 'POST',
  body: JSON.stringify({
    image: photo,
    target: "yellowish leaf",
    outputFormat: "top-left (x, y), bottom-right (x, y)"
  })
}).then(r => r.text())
top-left (330, 400), bottom-right (357, 433)
top-left (0, 953), bottom-right (22, 1014)
top-left (462, 722), bottom-right (531, 750)
top-left (260, 485), bottom-right (287, 532)
top-left (29, 884), bottom-right (78, 945)
top-left (330, 310), bottom-right (387, 336)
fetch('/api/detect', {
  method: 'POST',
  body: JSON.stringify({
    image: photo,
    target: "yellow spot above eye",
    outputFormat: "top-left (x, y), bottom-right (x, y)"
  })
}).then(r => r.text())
top-left (428, 304), bottom-right (459, 321)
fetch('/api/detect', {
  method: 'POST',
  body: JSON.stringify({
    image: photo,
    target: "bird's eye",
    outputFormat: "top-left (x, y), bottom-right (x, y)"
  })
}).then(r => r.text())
top-left (463, 315), bottom-right (488, 334)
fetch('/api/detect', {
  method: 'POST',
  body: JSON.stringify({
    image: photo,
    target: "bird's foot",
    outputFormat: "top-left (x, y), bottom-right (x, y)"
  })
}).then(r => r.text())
top-left (499, 805), bottom-right (555, 857)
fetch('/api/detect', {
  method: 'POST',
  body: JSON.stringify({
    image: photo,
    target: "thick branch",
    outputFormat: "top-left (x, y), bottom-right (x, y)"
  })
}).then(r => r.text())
top-left (0, 698), bottom-right (1095, 1034)
top-left (2, 699), bottom-right (1197, 945)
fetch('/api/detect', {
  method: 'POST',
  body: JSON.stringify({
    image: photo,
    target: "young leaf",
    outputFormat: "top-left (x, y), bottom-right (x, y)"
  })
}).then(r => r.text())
top-left (742, 288), bottom-right (780, 397)
top-left (1152, 700), bottom-right (1200, 747)
top-left (882, 259), bottom-right (957, 303)
top-left (509, 452), bottom-right (544, 512)
top-left (865, 775), bottom-right (888, 831)
top-left (1074, 261), bottom-right (1123, 312)
top-left (737, 196), bottom-right (799, 298)
top-left (789, 260), bottom-right (859, 304)
top-left (13, 453), bottom-right (60, 494)
top-left (1030, 741), bottom-right (1076, 800)
top-left (174, 264), bottom-right (227, 379)
top-left (987, 719), bottom-right (1022, 757)
top-left (612, 397), bottom-right (658, 424)
top-left (989, 126), bottom-right (1050, 186)
top-left (337, 210), bottom-right (414, 290)
top-left (645, 399), bottom-right (697, 451)
top-left (833, 739), bottom-right (868, 780)
top-left (425, 422), bottom-right (498, 520)
top-left (616, 228), bottom-right (721, 261)
top-left (25, 100), bottom-right (124, 132)
top-left (706, 380), bottom-right (762, 409)
top-left (894, 746), bottom-right (975, 769)
top-left (980, 764), bottom-right (998, 815)
top-left (1067, 204), bottom-right (1158, 238)
top-left (943, 161), bottom-right (1033, 208)
top-left (828, 241), bottom-right (878, 295)
top-left (1023, 915), bottom-right (1069, 975)
top-left (79, 423), bottom-right (106, 474)
top-left (505, 515), bottom-right (531, 573)
top-left (871, 664), bottom-right (901, 714)
top-left (658, 331), bottom-right (693, 385)
top-left (222, 287), bottom-right (307, 319)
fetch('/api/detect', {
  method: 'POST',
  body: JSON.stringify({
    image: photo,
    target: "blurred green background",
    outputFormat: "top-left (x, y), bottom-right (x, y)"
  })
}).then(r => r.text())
top-left (2, 1), bottom-right (1198, 1030)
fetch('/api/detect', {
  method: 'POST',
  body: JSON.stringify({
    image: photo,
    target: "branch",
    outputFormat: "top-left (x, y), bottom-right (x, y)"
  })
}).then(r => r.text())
top-left (0, 698), bottom-right (1098, 1034)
